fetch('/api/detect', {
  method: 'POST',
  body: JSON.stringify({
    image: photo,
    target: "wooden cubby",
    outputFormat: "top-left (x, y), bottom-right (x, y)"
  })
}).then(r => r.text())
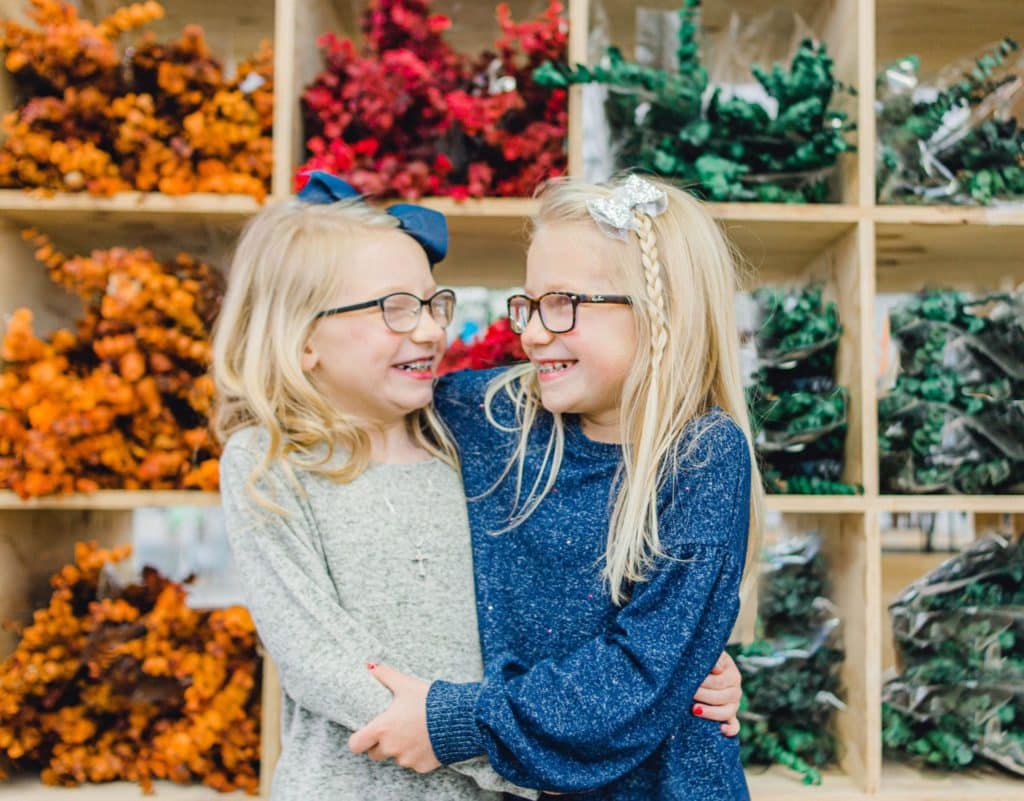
top-left (0, 0), bottom-right (1022, 798)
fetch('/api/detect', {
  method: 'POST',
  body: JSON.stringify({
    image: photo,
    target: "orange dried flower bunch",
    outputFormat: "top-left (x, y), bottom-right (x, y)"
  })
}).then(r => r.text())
top-left (0, 230), bottom-right (223, 497)
top-left (0, 0), bottom-right (273, 198)
top-left (0, 541), bottom-right (261, 792)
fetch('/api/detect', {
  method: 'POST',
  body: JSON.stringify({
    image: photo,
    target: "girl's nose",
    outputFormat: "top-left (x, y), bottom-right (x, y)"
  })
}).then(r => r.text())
top-left (520, 307), bottom-right (554, 349)
top-left (410, 307), bottom-right (446, 344)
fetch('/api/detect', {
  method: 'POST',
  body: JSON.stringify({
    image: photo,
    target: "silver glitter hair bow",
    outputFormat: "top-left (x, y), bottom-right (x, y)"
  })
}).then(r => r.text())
top-left (586, 174), bottom-right (669, 241)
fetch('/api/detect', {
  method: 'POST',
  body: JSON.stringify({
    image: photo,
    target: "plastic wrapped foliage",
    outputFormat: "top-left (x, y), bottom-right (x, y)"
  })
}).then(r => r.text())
top-left (877, 38), bottom-right (1024, 206)
top-left (533, 0), bottom-right (855, 202)
top-left (883, 535), bottom-right (1024, 776)
top-left (758, 533), bottom-right (830, 631)
top-left (746, 285), bottom-right (862, 495)
top-left (728, 534), bottom-right (845, 784)
top-left (879, 289), bottom-right (1024, 494)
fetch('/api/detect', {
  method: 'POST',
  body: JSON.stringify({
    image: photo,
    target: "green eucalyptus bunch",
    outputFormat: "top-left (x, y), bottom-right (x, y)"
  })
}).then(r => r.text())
top-left (877, 38), bottom-right (1024, 205)
top-left (535, 0), bottom-right (855, 202)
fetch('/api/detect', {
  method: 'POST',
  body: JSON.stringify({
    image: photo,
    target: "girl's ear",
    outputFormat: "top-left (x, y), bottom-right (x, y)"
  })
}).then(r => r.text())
top-left (301, 340), bottom-right (319, 372)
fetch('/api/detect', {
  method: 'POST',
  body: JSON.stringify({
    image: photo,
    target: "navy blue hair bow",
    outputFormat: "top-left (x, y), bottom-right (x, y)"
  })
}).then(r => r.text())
top-left (297, 170), bottom-right (448, 266)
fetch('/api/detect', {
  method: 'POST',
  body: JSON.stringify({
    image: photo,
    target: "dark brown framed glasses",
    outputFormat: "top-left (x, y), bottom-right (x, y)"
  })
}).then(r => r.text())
top-left (507, 291), bottom-right (633, 335)
top-left (315, 289), bottom-right (456, 333)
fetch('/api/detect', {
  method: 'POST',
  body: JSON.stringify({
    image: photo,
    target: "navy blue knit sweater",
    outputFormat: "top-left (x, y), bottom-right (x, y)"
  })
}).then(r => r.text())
top-left (427, 368), bottom-right (752, 801)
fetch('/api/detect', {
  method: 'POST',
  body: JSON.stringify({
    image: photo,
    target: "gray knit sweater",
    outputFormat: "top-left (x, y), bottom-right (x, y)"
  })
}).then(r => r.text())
top-left (219, 427), bottom-right (535, 801)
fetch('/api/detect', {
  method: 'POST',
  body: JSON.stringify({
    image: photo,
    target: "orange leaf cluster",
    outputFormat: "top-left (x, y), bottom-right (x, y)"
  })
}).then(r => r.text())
top-left (0, 541), bottom-right (261, 793)
top-left (0, 1), bottom-right (273, 198)
top-left (0, 231), bottom-right (223, 497)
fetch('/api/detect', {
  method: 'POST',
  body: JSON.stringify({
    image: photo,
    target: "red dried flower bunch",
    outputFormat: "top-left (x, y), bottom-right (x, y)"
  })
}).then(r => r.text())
top-left (0, 541), bottom-right (261, 792)
top-left (299, 0), bottom-right (568, 199)
top-left (0, 0), bottom-right (273, 198)
top-left (439, 317), bottom-right (527, 374)
top-left (0, 231), bottom-right (223, 498)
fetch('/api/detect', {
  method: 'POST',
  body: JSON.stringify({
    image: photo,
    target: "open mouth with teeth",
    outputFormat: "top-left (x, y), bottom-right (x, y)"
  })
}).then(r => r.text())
top-left (392, 358), bottom-right (435, 378)
top-left (536, 360), bottom-right (577, 379)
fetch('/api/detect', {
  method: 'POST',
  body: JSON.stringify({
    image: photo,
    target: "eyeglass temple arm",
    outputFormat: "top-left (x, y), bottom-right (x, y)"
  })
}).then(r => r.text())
top-left (314, 298), bottom-right (380, 320)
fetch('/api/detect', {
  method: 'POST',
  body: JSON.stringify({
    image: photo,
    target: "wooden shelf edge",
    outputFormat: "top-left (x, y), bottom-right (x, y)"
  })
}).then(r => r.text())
top-left (3, 492), bottom-right (1021, 515)
top-left (746, 766), bottom-right (863, 799)
top-left (0, 190), bottom-right (540, 223)
top-left (0, 490), bottom-right (221, 510)
top-left (0, 776), bottom-right (251, 799)
top-left (708, 202), bottom-right (862, 224)
top-left (13, 193), bottom-right (1011, 230)
top-left (0, 197), bottom-right (1020, 232)
top-left (875, 495), bottom-right (1024, 514)
top-left (391, 196), bottom-right (539, 218)
top-left (879, 763), bottom-right (1024, 800)
top-left (0, 190), bottom-right (262, 217)
top-left (873, 204), bottom-right (1024, 227)
top-left (766, 495), bottom-right (867, 514)
top-left (766, 495), bottom-right (1024, 515)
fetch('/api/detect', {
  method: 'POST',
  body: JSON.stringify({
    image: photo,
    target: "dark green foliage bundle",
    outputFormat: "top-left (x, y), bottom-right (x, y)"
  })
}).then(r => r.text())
top-left (883, 535), bottom-right (1024, 776)
top-left (883, 687), bottom-right (1022, 771)
top-left (877, 38), bottom-right (1024, 205)
top-left (747, 285), bottom-right (862, 494)
top-left (879, 289), bottom-right (1024, 494)
top-left (728, 534), bottom-right (845, 784)
top-left (534, 0), bottom-right (855, 202)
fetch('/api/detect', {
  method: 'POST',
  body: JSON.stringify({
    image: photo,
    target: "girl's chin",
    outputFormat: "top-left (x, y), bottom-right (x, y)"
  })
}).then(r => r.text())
top-left (377, 383), bottom-right (435, 414)
top-left (537, 387), bottom-right (580, 416)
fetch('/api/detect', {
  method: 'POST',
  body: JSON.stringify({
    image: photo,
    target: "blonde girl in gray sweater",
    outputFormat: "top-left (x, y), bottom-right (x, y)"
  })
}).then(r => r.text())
top-left (211, 172), bottom-right (740, 801)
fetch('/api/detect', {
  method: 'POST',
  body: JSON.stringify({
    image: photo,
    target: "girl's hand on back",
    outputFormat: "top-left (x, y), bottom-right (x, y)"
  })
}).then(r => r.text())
top-left (348, 664), bottom-right (441, 773)
top-left (693, 651), bottom-right (742, 736)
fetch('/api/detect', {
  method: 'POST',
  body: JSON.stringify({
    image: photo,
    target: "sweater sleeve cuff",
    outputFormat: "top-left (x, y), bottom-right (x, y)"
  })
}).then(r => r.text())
top-left (426, 680), bottom-right (486, 765)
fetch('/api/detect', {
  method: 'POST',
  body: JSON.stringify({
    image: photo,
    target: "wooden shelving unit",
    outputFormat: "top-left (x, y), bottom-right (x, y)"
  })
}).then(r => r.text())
top-left (0, 775), bottom-right (252, 799)
top-left (0, 491), bottom-right (223, 510)
top-left (0, 0), bottom-right (1022, 798)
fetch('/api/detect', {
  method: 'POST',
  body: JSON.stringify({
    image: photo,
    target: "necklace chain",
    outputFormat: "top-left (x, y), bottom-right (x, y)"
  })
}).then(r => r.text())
top-left (383, 490), bottom-right (433, 579)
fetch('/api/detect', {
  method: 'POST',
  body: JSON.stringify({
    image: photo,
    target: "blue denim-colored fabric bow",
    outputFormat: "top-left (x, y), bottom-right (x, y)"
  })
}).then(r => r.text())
top-left (297, 170), bottom-right (448, 265)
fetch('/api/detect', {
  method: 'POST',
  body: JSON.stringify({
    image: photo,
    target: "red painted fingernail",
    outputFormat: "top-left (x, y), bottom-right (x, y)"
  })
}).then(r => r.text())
top-left (367, 662), bottom-right (377, 670)
top-left (693, 705), bottom-right (704, 717)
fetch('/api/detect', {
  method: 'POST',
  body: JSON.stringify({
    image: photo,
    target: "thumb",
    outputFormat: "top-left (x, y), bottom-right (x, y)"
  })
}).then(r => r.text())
top-left (367, 662), bottom-right (402, 693)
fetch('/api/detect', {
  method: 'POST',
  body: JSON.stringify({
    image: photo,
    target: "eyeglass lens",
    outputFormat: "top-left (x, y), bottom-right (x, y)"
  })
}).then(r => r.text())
top-left (382, 292), bottom-right (455, 332)
top-left (508, 294), bottom-right (575, 334)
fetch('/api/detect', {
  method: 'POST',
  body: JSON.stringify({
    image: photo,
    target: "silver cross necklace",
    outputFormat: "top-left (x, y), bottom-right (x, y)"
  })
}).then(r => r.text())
top-left (384, 495), bottom-right (433, 579)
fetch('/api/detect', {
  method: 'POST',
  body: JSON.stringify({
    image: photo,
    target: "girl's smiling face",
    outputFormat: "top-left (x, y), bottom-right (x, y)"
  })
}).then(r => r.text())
top-left (301, 229), bottom-right (447, 427)
top-left (520, 222), bottom-right (638, 441)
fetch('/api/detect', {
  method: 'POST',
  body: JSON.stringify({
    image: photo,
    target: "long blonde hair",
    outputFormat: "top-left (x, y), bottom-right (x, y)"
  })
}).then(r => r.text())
top-left (212, 198), bottom-right (459, 512)
top-left (485, 175), bottom-right (764, 609)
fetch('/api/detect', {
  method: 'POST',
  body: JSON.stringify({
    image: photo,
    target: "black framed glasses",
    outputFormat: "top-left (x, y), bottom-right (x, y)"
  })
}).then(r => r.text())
top-left (315, 289), bottom-right (456, 333)
top-left (507, 291), bottom-right (633, 335)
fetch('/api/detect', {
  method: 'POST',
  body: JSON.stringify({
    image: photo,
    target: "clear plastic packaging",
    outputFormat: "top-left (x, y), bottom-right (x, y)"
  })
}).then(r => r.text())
top-left (578, 3), bottom-right (851, 201)
top-left (880, 289), bottom-right (1024, 494)
top-left (876, 40), bottom-right (1024, 206)
top-left (884, 535), bottom-right (1024, 775)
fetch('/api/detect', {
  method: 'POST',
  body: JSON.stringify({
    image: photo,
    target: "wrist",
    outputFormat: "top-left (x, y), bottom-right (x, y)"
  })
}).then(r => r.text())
top-left (425, 680), bottom-right (486, 765)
